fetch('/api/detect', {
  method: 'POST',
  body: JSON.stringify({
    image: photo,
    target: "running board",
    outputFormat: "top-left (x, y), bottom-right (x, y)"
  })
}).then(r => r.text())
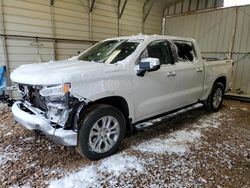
top-left (135, 103), bottom-right (203, 130)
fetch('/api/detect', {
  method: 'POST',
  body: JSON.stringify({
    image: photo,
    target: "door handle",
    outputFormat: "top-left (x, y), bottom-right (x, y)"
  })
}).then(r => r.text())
top-left (167, 71), bottom-right (176, 77)
top-left (196, 68), bottom-right (203, 73)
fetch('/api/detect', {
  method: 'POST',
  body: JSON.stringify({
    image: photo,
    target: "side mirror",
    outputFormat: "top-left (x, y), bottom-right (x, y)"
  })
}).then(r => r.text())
top-left (137, 58), bottom-right (161, 77)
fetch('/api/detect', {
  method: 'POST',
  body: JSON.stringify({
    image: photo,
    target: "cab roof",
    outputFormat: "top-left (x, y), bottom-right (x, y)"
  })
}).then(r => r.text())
top-left (104, 34), bottom-right (196, 43)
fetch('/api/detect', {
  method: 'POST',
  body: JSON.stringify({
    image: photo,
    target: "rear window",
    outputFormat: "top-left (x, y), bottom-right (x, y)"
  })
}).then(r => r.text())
top-left (173, 40), bottom-right (197, 63)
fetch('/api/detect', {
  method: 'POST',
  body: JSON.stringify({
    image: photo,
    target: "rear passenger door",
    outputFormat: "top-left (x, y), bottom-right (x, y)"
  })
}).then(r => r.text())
top-left (171, 40), bottom-right (204, 106)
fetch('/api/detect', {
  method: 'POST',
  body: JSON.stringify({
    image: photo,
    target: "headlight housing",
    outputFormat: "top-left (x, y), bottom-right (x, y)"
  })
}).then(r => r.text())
top-left (39, 83), bottom-right (71, 97)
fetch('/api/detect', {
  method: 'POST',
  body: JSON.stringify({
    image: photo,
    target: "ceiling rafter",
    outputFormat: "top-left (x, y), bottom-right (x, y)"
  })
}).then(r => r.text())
top-left (118, 0), bottom-right (128, 19)
top-left (162, 0), bottom-right (185, 17)
top-left (50, 0), bottom-right (54, 6)
top-left (90, 0), bottom-right (96, 13)
top-left (143, 0), bottom-right (155, 23)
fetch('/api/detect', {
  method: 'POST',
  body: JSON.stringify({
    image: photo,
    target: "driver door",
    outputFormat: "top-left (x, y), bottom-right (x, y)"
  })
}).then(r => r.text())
top-left (132, 40), bottom-right (179, 122)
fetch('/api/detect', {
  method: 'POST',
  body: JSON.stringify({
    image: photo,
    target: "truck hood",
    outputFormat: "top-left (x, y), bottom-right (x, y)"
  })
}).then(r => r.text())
top-left (10, 59), bottom-right (107, 85)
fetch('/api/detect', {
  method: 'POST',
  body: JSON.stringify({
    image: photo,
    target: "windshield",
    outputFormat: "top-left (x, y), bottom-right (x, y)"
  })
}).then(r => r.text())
top-left (78, 39), bottom-right (141, 64)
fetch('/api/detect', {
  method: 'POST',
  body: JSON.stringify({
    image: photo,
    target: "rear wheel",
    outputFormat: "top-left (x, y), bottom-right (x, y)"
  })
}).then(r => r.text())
top-left (77, 104), bottom-right (126, 160)
top-left (204, 82), bottom-right (224, 112)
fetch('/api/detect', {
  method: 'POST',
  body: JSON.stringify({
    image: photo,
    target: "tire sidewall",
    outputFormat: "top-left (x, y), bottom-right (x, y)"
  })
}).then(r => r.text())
top-left (208, 82), bottom-right (224, 112)
top-left (78, 105), bottom-right (126, 160)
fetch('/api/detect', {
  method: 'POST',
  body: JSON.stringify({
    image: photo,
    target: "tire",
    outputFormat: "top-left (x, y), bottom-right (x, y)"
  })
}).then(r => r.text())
top-left (77, 104), bottom-right (126, 160)
top-left (204, 82), bottom-right (225, 112)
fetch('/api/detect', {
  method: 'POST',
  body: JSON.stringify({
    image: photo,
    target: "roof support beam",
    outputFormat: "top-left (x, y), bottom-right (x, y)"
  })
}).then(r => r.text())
top-left (181, 1), bottom-right (184, 13)
top-left (50, 0), bottom-right (54, 6)
top-left (89, 0), bottom-right (96, 13)
top-left (162, 0), bottom-right (184, 17)
top-left (196, 0), bottom-right (200, 10)
top-left (214, 0), bottom-right (217, 8)
top-left (163, 4), bottom-right (170, 17)
top-left (89, 0), bottom-right (95, 41)
top-left (205, 0), bottom-right (208, 8)
top-left (118, 0), bottom-right (121, 36)
top-left (118, 0), bottom-right (128, 19)
top-left (230, 6), bottom-right (238, 59)
top-left (50, 0), bottom-right (56, 61)
top-left (174, 3), bottom-right (176, 14)
top-left (143, 0), bottom-right (155, 23)
top-left (188, 0), bottom-right (191, 12)
top-left (117, 0), bottom-right (128, 36)
top-left (0, 34), bottom-right (98, 43)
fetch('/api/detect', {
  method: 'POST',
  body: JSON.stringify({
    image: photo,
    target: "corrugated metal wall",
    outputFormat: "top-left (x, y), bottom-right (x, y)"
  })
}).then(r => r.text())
top-left (165, 7), bottom-right (235, 57)
top-left (165, 0), bottom-right (223, 15)
top-left (0, 0), bottom-right (165, 66)
top-left (54, 1), bottom-right (89, 40)
top-left (53, 0), bottom-right (90, 60)
top-left (143, 0), bottom-right (162, 34)
top-left (120, 0), bottom-right (143, 36)
top-left (0, 0), bottom-right (166, 98)
top-left (231, 5), bottom-right (250, 95)
top-left (92, 0), bottom-right (118, 40)
top-left (164, 5), bottom-right (250, 95)
top-left (1, 0), bottom-right (54, 73)
top-left (1, 0), bottom-right (249, 96)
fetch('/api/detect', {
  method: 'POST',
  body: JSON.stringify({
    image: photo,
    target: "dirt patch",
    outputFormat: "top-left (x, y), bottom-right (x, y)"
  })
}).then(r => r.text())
top-left (0, 100), bottom-right (249, 187)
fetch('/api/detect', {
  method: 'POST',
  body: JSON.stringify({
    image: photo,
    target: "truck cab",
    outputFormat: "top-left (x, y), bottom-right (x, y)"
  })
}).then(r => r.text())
top-left (10, 35), bottom-right (232, 160)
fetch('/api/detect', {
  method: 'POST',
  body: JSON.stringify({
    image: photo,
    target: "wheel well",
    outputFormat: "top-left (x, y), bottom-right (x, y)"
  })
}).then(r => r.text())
top-left (214, 76), bottom-right (226, 91)
top-left (86, 96), bottom-right (131, 133)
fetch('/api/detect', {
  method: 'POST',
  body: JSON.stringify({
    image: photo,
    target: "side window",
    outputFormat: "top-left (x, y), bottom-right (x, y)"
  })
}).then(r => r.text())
top-left (173, 40), bottom-right (197, 63)
top-left (147, 40), bottom-right (174, 65)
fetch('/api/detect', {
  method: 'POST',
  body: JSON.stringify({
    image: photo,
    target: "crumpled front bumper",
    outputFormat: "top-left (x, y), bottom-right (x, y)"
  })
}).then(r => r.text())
top-left (12, 101), bottom-right (77, 146)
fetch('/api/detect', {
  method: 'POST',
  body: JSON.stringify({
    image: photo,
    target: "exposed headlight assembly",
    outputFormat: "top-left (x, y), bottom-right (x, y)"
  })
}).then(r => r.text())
top-left (39, 83), bottom-right (71, 97)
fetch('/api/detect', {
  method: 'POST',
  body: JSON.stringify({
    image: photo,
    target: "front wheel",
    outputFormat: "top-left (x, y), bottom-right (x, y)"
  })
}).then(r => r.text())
top-left (204, 82), bottom-right (224, 112)
top-left (77, 104), bottom-right (126, 160)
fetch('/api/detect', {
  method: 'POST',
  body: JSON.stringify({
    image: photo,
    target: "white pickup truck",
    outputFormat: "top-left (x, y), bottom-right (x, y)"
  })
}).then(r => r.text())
top-left (10, 35), bottom-right (232, 160)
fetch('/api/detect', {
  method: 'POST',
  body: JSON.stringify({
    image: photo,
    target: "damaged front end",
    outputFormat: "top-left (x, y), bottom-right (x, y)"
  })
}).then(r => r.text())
top-left (12, 83), bottom-right (85, 146)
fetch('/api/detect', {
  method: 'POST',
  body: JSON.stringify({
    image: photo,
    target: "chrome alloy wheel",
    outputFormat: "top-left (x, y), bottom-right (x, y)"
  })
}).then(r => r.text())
top-left (212, 88), bottom-right (223, 109)
top-left (89, 116), bottom-right (120, 153)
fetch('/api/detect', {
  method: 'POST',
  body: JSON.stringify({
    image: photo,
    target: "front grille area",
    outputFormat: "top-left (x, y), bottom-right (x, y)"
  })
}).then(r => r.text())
top-left (19, 84), bottom-right (47, 111)
top-left (30, 88), bottom-right (47, 111)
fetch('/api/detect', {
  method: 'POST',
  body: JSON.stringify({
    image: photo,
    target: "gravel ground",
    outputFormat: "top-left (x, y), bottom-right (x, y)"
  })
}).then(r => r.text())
top-left (0, 100), bottom-right (249, 187)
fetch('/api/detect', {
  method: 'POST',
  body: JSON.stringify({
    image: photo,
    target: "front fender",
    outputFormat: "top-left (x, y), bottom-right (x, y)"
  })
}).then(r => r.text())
top-left (68, 80), bottom-right (135, 123)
